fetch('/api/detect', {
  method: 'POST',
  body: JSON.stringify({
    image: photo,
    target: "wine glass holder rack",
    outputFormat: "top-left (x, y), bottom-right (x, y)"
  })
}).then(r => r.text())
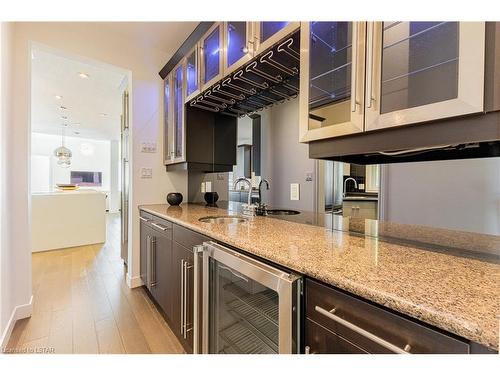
top-left (190, 30), bottom-right (300, 118)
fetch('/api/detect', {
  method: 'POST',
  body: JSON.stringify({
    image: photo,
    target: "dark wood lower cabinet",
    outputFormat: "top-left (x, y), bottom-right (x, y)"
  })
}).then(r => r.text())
top-left (305, 278), bottom-right (470, 354)
top-left (150, 226), bottom-right (173, 319)
top-left (171, 242), bottom-right (194, 353)
top-left (306, 318), bottom-right (367, 354)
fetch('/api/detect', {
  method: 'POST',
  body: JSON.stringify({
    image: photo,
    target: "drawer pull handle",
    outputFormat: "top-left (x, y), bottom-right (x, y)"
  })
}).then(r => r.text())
top-left (139, 217), bottom-right (149, 222)
top-left (314, 305), bottom-right (411, 354)
top-left (151, 222), bottom-right (170, 231)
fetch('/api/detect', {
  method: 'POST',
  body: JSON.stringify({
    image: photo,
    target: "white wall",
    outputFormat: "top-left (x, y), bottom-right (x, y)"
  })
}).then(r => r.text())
top-left (31, 132), bottom-right (111, 193)
top-left (5, 21), bottom-right (188, 329)
top-left (382, 158), bottom-right (500, 236)
top-left (1, 22), bottom-right (33, 348)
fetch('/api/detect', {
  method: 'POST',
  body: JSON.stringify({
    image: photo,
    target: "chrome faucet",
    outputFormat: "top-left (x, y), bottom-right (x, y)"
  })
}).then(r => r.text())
top-left (233, 177), bottom-right (253, 206)
top-left (258, 179), bottom-right (270, 204)
top-left (343, 177), bottom-right (358, 198)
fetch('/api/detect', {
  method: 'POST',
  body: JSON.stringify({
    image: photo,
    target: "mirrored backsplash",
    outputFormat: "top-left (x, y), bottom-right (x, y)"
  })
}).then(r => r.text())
top-left (186, 97), bottom-right (499, 259)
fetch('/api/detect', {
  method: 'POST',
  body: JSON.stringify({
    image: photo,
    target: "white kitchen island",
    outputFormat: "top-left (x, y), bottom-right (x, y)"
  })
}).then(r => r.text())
top-left (31, 190), bottom-right (106, 252)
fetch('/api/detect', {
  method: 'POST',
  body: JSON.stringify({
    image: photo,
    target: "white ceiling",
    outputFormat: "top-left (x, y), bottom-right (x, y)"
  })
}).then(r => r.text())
top-left (31, 47), bottom-right (127, 140)
top-left (95, 22), bottom-right (199, 54)
top-left (31, 22), bottom-right (199, 141)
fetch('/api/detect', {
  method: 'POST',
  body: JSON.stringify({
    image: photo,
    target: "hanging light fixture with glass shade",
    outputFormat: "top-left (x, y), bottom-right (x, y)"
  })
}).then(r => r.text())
top-left (54, 124), bottom-right (72, 167)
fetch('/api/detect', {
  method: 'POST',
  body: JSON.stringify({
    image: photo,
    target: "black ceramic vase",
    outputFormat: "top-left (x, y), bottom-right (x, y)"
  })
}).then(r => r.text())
top-left (167, 192), bottom-right (183, 206)
top-left (204, 192), bottom-right (219, 206)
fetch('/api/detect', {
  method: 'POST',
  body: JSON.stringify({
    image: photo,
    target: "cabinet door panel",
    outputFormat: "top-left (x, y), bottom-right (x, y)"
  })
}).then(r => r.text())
top-left (173, 64), bottom-right (185, 161)
top-left (254, 22), bottom-right (300, 54)
top-left (139, 220), bottom-right (149, 286)
top-left (151, 228), bottom-right (173, 320)
top-left (172, 242), bottom-right (194, 353)
top-left (163, 75), bottom-right (174, 164)
top-left (306, 318), bottom-right (367, 354)
top-left (201, 23), bottom-right (223, 89)
top-left (185, 46), bottom-right (199, 102)
top-left (366, 22), bottom-right (485, 131)
top-left (299, 22), bottom-right (366, 142)
top-left (224, 21), bottom-right (252, 75)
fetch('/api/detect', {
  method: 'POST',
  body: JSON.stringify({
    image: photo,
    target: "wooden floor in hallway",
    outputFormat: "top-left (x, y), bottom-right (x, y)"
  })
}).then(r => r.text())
top-left (6, 213), bottom-right (185, 354)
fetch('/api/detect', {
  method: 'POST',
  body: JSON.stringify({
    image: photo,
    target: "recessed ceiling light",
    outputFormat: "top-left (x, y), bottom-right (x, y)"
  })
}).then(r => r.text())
top-left (59, 106), bottom-right (68, 111)
top-left (61, 115), bottom-right (68, 120)
top-left (100, 113), bottom-right (108, 117)
top-left (74, 131), bottom-right (80, 135)
top-left (78, 72), bottom-right (90, 79)
top-left (55, 95), bottom-right (63, 100)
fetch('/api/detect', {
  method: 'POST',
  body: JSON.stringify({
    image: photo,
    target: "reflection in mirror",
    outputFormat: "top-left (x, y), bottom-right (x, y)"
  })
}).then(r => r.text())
top-left (323, 161), bottom-right (380, 220)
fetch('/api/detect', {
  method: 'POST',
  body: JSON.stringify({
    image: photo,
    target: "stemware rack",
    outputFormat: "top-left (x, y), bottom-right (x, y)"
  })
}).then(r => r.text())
top-left (190, 30), bottom-right (300, 118)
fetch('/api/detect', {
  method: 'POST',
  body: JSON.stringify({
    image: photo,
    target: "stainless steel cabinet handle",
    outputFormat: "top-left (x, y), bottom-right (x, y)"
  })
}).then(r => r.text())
top-left (146, 235), bottom-right (151, 289)
top-left (180, 259), bottom-right (185, 336)
top-left (140, 217), bottom-right (149, 223)
top-left (366, 22), bottom-right (375, 109)
top-left (150, 237), bottom-right (157, 288)
top-left (183, 261), bottom-right (193, 339)
top-left (151, 222), bottom-right (170, 231)
top-left (315, 306), bottom-right (411, 354)
top-left (350, 22), bottom-right (359, 113)
top-left (193, 245), bottom-right (205, 354)
top-left (218, 265), bottom-right (249, 283)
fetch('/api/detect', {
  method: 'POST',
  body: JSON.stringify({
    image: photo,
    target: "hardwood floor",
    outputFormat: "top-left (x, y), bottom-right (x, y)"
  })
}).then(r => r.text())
top-left (6, 213), bottom-right (184, 354)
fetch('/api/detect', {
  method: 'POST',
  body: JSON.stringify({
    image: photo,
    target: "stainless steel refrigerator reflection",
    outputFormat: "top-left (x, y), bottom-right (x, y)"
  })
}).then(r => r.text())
top-left (193, 242), bottom-right (302, 354)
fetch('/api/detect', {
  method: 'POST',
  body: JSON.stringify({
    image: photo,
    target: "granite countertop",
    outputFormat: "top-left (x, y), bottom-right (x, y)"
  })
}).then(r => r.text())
top-left (139, 203), bottom-right (500, 350)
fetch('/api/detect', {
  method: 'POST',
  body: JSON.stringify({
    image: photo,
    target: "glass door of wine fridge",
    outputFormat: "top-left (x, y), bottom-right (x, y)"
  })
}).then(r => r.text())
top-left (193, 242), bottom-right (301, 354)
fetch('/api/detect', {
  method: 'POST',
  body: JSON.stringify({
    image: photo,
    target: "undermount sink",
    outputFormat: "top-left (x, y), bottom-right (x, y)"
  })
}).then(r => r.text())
top-left (199, 215), bottom-right (248, 224)
top-left (266, 209), bottom-right (300, 216)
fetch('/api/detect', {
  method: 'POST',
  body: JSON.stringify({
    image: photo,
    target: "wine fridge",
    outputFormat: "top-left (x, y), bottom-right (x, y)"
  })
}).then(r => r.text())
top-left (193, 241), bottom-right (302, 354)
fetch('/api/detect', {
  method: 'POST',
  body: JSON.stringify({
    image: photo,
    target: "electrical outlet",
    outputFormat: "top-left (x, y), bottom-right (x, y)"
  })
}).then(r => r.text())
top-left (305, 172), bottom-right (313, 182)
top-left (359, 183), bottom-right (365, 190)
top-left (140, 168), bottom-right (153, 179)
top-left (141, 142), bottom-right (157, 153)
top-left (290, 183), bottom-right (300, 201)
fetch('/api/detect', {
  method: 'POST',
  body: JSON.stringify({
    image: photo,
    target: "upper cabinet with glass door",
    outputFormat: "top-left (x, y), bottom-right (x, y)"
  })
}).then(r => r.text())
top-left (172, 62), bottom-right (186, 163)
top-left (184, 45), bottom-right (200, 103)
top-left (200, 22), bottom-right (224, 91)
top-left (365, 22), bottom-right (485, 131)
top-left (223, 21), bottom-right (254, 75)
top-left (163, 73), bottom-right (174, 165)
top-left (299, 22), bottom-right (367, 142)
top-left (253, 22), bottom-right (300, 55)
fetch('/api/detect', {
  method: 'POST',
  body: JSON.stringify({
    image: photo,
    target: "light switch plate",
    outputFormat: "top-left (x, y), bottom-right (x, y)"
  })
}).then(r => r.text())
top-left (359, 183), bottom-right (365, 190)
top-left (140, 168), bottom-right (153, 179)
top-left (290, 183), bottom-right (300, 201)
top-left (141, 142), bottom-right (157, 153)
top-left (201, 182), bottom-right (206, 193)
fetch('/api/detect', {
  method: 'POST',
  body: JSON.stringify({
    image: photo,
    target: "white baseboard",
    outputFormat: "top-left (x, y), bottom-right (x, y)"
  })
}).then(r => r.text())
top-left (0, 295), bottom-right (33, 350)
top-left (126, 273), bottom-right (143, 289)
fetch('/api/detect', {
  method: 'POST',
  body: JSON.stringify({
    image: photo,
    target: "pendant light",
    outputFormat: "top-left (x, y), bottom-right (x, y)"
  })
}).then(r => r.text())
top-left (54, 125), bottom-right (72, 168)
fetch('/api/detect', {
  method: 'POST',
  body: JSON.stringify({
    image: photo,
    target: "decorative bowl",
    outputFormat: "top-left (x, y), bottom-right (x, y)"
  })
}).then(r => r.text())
top-left (167, 192), bottom-right (183, 206)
